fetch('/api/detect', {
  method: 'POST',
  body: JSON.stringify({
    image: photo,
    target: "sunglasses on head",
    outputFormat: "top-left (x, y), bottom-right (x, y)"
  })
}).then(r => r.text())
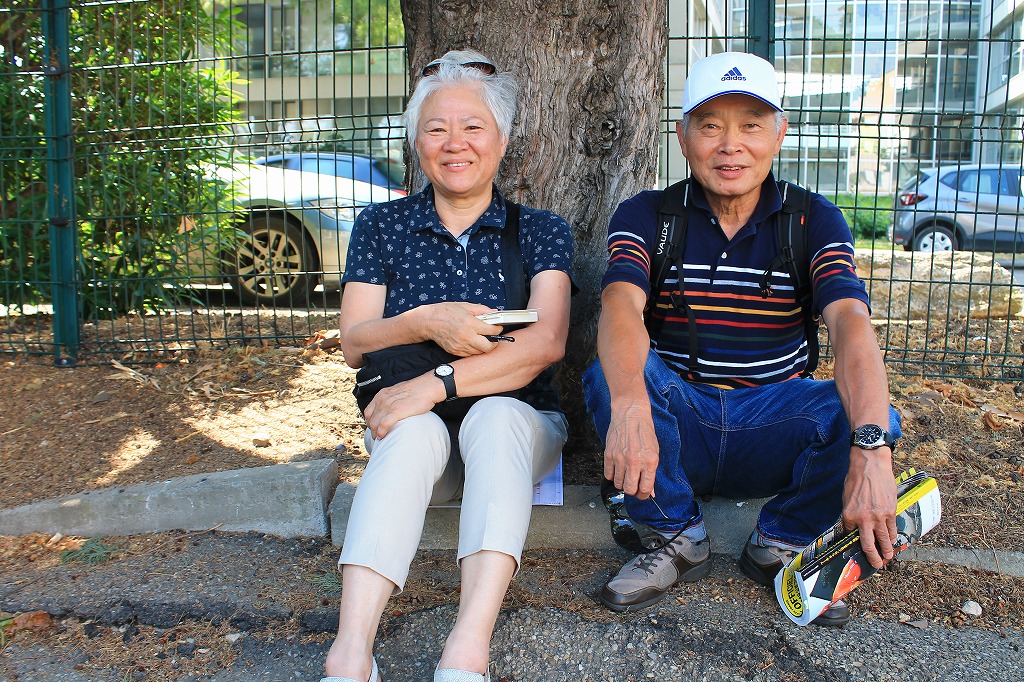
top-left (421, 60), bottom-right (497, 77)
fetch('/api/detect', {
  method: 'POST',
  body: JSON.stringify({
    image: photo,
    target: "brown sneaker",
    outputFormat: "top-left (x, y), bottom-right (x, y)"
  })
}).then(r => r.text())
top-left (599, 534), bottom-right (711, 612)
top-left (738, 539), bottom-right (851, 628)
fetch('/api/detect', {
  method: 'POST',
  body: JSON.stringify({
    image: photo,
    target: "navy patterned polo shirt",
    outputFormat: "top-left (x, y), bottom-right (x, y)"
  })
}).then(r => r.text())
top-left (342, 184), bottom-right (574, 317)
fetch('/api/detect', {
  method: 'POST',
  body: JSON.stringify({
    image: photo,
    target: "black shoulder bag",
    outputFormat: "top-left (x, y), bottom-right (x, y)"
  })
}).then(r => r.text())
top-left (352, 202), bottom-right (525, 422)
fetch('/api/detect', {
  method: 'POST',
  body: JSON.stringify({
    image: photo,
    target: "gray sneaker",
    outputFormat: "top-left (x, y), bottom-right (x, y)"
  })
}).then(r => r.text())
top-left (739, 538), bottom-right (851, 628)
top-left (599, 534), bottom-right (711, 612)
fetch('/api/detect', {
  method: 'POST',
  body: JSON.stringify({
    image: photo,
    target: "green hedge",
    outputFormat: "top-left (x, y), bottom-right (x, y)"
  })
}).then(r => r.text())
top-left (827, 192), bottom-right (894, 242)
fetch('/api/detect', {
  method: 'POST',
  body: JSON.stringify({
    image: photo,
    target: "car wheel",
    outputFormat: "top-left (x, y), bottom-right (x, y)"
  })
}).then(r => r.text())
top-left (913, 225), bottom-right (956, 252)
top-left (233, 213), bottom-right (319, 305)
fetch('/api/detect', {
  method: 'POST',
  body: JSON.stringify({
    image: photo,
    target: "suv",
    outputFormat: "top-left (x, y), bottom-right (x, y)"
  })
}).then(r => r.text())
top-left (255, 152), bottom-right (406, 194)
top-left (890, 163), bottom-right (1024, 252)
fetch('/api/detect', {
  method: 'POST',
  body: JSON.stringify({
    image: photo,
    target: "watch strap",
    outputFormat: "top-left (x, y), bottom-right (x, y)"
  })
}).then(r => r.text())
top-left (434, 365), bottom-right (457, 401)
top-left (850, 424), bottom-right (895, 450)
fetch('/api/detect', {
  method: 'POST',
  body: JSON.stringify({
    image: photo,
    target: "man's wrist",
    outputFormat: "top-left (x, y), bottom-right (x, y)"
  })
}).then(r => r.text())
top-left (850, 424), bottom-right (896, 451)
top-left (609, 388), bottom-right (654, 413)
top-left (852, 444), bottom-right (893, 458)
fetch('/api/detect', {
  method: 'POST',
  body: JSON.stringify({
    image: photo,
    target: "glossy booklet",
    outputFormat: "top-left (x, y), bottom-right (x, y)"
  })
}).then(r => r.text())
top-left (775, 468), bottom-right (942, 626)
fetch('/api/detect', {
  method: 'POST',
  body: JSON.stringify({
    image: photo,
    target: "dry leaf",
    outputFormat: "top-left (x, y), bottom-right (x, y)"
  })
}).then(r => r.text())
top-left (10, 611), bottom-right (52, 633)
top-left (983, 411), bottom-right (1006, 431)
top-left (305, 328), bottom-right (342, 351)
top-left (230, 388), bottom-right (276, 397)
top-left (82, 412), bottom-right (132, 426)
top-left (185, 364), bottom-right (214, 383)
top-left (110, 359), bottom-right (149, 384)
top-left (923, 380), bottom-right (978, 408)
top-left (183, 454), bottom-right (199, 465)
top-left (981, 404), bottom-right (1024, 422)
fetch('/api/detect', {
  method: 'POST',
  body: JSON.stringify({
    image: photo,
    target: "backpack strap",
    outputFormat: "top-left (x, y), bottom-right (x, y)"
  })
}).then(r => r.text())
top-left (647, 180), bottom-right (690, 341)
top-left (501, 201), bottom-right (528, 310)
top-left (651, 179), bottom-right (699, 374)
top-left (758, 180), bottom-right (818, 376)
top-left (652, 179), bottom-right (816, 378)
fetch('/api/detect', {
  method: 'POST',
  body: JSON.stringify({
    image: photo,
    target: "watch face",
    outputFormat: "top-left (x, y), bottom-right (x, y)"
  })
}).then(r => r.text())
top-left (435, 364), bottom-right (454, 377)
top-left (855, 424), bottom-right (883, 446)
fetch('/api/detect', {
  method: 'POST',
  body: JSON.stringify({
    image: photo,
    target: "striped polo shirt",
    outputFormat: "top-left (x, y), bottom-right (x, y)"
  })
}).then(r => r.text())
top-left (601, 174), bottom-right (868, 389)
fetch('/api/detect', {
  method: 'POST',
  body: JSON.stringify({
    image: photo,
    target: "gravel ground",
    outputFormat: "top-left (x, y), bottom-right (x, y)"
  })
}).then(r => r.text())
top-left (2, 533), bottom-right (1023, 682)
top-left (5, 602), bottom-right (1023, 681)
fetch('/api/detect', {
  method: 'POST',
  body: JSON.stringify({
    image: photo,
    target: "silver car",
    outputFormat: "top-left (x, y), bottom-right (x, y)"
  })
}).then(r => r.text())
top-left (890, 163), bottom-right (1024, 252)
top-left (207, 163), bottom-right (403, 304)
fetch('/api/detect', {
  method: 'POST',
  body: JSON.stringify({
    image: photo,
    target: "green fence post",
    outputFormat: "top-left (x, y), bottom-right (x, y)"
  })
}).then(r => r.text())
top-left (42, 0), bottom-right (78, 366)
top-left (748, 1), bottom-right (774, 62)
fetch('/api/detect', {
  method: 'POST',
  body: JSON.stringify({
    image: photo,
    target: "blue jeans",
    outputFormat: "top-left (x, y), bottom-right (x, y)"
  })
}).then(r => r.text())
top-left (582, 350), bottom-right (902, 547)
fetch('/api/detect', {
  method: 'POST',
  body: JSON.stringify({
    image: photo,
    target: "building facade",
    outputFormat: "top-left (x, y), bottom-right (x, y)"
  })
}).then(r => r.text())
top-left (226, 0), bottom-right (407, 157)
top-left (227, 1), bottom-right (1019, 196)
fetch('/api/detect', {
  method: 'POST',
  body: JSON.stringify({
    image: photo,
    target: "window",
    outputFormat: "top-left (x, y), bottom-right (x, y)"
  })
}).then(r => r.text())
top-left (956, 170), bottom-right (999, 195)
top-left (1002, 170), bottom-right (1023, 197)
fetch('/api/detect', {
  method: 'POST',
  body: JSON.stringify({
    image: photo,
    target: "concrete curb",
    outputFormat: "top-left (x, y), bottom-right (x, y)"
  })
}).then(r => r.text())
top-left (902, 545), bottom-right (1024, 578)
top-left (329, 484), bottom-right (767, 556)
top-left (1, 467), bottom-right (1020, 579)
top-left (0, 459), bottom-right (338, 539)
top-left (330, 483), bottom-right (1024, 577)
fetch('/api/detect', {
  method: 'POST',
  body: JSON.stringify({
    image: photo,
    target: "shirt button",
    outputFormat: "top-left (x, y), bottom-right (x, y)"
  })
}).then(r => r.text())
top-left (456, 270), bottom-right (463, 275)
top-left (722, 252), bottom-right (728, 259)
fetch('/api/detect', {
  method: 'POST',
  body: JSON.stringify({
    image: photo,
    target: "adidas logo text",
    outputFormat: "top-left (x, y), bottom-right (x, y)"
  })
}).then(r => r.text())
top-left (721, 67), bottom-right (745, 81)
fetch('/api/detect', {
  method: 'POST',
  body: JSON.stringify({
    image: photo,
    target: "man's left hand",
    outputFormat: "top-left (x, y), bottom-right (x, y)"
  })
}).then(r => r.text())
top-left (842, 448), bottom-right (897, 569)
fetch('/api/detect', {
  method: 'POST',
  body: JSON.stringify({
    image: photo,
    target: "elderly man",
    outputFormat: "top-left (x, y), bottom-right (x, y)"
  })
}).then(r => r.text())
top-left (582, 52), bottom-right (901, 627)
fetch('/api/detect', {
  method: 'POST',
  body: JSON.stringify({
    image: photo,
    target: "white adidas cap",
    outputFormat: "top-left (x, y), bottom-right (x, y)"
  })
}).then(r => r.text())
top-left (681, 52), bottom-right (783, 114)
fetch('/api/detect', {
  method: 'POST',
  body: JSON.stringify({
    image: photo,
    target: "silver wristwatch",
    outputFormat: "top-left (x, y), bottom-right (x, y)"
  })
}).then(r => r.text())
top-left (850, 424), bottom-right (895, 451)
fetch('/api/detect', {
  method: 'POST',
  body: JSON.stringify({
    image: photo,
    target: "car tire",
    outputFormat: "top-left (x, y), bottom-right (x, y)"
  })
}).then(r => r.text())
top-left (913, 224), bottom-right (956, 252)
top-left (233, 212), bottom-right (319, 305)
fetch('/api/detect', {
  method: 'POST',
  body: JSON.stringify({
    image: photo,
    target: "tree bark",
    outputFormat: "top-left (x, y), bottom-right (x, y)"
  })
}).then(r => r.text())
top-left (400, 0), bottom-right (666, 475)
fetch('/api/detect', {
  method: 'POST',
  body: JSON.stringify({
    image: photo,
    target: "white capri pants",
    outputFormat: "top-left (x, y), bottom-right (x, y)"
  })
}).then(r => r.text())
top-left (339, 396), bottom-right (568, 593)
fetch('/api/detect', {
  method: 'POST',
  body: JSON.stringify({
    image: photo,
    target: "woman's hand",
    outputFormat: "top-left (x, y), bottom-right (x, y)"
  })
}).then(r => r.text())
top-left (363, 373), bottom-right (444, 439)
top-left (421, 302), bottom-right (501, 356)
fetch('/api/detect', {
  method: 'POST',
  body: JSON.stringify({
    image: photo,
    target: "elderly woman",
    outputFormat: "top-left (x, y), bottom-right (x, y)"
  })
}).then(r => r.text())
top-left (321, 50), bottom-right (574, 682)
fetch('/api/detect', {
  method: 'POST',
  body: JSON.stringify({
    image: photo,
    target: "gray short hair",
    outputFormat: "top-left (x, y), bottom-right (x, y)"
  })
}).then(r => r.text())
top-left (680, 109), bottom-right (788, 134)
top-left (403, 49), bottom-right (518, 151)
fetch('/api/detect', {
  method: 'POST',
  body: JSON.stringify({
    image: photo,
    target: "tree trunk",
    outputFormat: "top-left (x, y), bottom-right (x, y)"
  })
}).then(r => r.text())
top-left (400, 0), bottom-right (666, 477)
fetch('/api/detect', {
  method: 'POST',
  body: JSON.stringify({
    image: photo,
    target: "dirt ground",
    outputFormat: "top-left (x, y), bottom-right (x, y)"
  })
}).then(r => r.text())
top-left (2, 321), bottom-right (1023, 551)
top-left (1, 320), bottom-right (1024, 678)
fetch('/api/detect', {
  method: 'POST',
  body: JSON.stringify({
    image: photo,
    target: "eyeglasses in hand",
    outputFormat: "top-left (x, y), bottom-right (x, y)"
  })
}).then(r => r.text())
top-left (600, 479), bottom-right (688, 554)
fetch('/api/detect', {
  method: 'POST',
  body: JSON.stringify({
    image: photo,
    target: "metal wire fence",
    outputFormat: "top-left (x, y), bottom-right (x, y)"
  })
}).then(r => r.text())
top-left (2, 0), bottom-right (1024, 381)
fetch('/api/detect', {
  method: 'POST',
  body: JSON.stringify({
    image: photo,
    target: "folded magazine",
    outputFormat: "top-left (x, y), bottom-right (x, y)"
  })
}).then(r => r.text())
top-left (774, 468), bottom-right (942, 626)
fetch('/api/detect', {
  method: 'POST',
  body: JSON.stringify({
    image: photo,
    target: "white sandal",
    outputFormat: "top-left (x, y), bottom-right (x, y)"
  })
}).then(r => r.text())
top-left (321, 656), bottom-right (381, 682)
top-left (433, 667), bottom-right (490, 682)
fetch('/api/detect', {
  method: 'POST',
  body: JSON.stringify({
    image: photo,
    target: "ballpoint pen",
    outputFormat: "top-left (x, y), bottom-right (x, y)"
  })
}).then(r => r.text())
top-left (484, 335), bottom-right (515, 342)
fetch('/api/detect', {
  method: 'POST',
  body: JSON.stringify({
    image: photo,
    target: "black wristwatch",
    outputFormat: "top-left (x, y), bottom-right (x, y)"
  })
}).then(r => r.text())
top-left (850, 424), bottom-right (895, 451)
top-left (434, 364), bottom-right (457, 401)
